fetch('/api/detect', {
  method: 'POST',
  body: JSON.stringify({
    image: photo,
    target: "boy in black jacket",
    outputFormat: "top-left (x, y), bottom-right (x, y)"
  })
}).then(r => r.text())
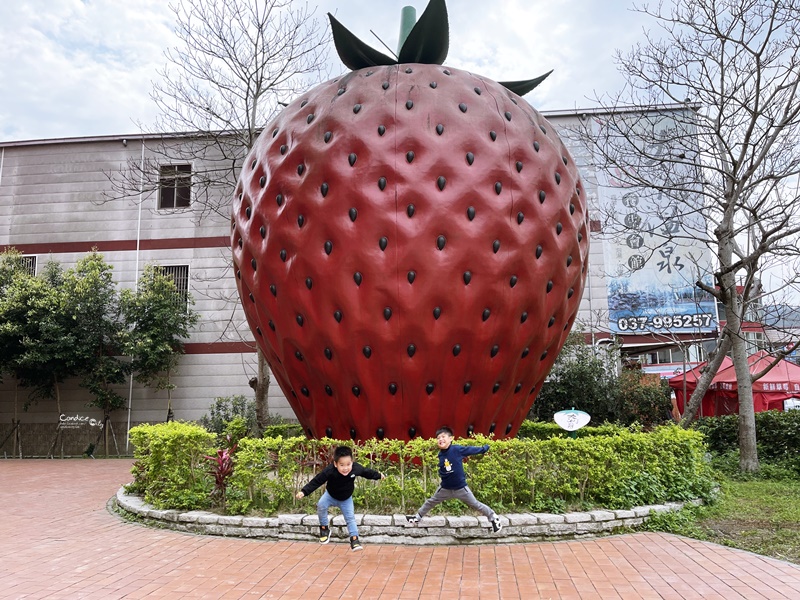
top-left (406, 426), bottom-right (502, 532)
top-left (296, 445), bottom-right (384, 551)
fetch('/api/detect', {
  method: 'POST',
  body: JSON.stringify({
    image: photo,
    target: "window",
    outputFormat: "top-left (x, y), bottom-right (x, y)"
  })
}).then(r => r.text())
top-left (157, 265), bottom-right (190, 307)
top-left (20, 255), bottom-right (37, 276)
top-left (158, 164), bottom-right (192, 209)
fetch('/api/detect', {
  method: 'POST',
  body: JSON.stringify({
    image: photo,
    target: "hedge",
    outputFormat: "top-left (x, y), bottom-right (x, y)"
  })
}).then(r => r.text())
top-left (128, 422), bottom-right (715, 516)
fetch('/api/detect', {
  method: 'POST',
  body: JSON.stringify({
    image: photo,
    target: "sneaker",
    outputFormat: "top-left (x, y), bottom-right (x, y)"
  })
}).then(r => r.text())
top-left (491, 516), bottom-right (503, 533)
top-left (405, 514), bottom-right (420, 524)
top-left (350, 536), bottom-right (363, 551)
top-left (319, 525), bottom-right (330, 544)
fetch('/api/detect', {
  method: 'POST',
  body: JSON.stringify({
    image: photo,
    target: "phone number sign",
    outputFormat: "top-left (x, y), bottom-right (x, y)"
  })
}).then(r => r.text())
top-left (616, 313), bottom-right (715, 332)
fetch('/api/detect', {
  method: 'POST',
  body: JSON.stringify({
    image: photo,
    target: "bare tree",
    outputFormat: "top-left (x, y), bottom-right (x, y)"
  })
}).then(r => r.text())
top-left (107, 0), bottom-right (331, 430)
top-left (582, 0), bottom-right (800, 471)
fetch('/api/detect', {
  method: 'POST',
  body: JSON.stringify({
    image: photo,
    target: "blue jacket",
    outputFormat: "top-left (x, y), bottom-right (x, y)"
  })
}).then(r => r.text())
top-left (437, 444), bottom-right (489, 489)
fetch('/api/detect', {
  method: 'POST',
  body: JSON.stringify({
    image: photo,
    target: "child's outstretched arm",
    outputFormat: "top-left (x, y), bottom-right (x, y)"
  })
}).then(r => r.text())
top-left (296, 467), bottom-right (331, 499)
top-left (458, 444), bottom-right (490, 457)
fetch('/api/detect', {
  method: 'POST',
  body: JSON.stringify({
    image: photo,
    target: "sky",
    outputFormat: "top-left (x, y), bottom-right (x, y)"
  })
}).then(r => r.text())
top-left (0, 0), bottom-right (651, 143)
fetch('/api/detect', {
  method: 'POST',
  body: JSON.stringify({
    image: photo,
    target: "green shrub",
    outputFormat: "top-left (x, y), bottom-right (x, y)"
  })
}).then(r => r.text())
top-left (199, 395), bottom-right (258, 438)
top-left (127, 423), bottom-right (716, 516)
top-left (127, 421), bottom-right (216, 509)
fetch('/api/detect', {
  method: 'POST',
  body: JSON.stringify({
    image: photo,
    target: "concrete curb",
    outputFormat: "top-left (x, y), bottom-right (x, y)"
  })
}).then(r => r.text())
top-left (114, 487), bottom-right (700, 546)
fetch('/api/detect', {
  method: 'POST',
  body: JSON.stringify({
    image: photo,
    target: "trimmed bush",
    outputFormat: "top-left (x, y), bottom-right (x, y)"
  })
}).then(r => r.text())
top-left (128, 423), bottom-right (715, 515)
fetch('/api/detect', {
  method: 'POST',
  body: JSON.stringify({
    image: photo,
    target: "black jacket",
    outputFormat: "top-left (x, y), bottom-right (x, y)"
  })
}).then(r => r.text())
top-left (300, 462), bottom-right (382, 501)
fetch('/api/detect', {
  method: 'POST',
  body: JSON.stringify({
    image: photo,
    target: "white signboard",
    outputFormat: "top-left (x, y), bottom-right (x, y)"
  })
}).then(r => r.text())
top-left (554, 409), bottom-right (591, 432)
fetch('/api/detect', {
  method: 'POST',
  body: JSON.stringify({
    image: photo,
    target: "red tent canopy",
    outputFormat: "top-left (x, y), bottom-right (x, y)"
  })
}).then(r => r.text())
top-left (669, 351), bottom-right (800, 417)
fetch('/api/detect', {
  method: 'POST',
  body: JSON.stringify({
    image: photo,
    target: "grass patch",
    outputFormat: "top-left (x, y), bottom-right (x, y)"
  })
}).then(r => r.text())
top-left (643, 476), bottom-right (800, 565)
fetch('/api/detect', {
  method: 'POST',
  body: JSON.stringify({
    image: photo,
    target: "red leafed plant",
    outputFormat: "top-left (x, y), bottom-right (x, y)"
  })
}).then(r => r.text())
top-left (205, 436), bottom-right (238, 508)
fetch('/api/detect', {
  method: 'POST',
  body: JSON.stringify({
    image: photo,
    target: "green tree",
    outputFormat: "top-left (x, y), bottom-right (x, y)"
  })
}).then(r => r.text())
top-left (121, 264), bottom-right (200, 421)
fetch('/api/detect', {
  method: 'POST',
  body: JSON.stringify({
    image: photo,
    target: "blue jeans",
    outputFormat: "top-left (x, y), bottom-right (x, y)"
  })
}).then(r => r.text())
top-left (317, 491), bottom-right (358, 537)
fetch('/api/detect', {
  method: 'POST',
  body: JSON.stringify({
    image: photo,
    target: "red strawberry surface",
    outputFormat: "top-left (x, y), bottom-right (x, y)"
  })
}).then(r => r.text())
top-left (231, 8), bottom-right (589, 442)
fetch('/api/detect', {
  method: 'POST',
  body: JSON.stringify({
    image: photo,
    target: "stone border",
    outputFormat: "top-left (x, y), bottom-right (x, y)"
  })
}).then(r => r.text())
top-left (114, 488), bottom-right (701, 546)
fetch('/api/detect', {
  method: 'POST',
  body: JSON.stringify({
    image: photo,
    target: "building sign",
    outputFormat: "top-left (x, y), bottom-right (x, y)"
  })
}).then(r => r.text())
top-left (593, 111), bottom-right (719, 335)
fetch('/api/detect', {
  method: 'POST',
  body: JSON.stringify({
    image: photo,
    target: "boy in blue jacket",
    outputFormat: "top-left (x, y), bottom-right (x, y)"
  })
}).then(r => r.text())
top-left (406, 426), bottom-right (502, 532)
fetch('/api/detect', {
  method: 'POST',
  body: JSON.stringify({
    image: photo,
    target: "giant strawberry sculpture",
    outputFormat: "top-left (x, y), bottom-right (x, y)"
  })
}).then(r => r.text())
top-left (231, 0), bottom-right (589, 441)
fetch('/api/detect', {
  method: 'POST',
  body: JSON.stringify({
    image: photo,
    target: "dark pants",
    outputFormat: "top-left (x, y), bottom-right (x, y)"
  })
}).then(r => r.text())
top-left (417, 486), bottom-right (495, 519)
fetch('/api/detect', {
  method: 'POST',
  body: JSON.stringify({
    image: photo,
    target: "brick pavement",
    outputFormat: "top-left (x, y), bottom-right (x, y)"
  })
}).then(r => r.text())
top-left (1, 459), bottom-right (799, 599)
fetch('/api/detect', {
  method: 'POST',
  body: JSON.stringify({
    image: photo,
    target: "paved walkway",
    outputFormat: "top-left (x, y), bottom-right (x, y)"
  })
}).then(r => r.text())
top-left (1, 460), bottom-right (799, 600)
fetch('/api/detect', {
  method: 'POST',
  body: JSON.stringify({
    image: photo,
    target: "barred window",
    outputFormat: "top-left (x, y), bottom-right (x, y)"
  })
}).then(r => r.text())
top-left (158, 164), bottom-right (192, 209)
top-left (157, 265), bottom-right (190, 307)
top-left (20, 255), bottom-right (37, 276)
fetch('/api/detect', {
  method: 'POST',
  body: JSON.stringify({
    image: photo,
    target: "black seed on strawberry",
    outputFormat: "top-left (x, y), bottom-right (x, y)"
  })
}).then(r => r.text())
top-left (459, 103), bottom-right (467, 112)
top-left (280, 145), bottom-right (288, 154)
top-left (324, 241), bottom-right (332, 254)
top-left (301, 100), bottom-right (308, 107)
top-left (510, 276), bottom-right (518, 287)
top-left (436, 124), bottom-right (444, 135)
top-left (515, 383), bottom-right (522, 393)
top-left (467, 206), bottom-right (476, 220)
top-left (270, 284), bottom-right (276, 296)
top-left (490, 344), bottom-right (499, 357)
top-left (377, 428), bottom-right (385, 440)
top-left (259, 176), bottom-right (266, 187)
top-left (383, 307), bottom-right (393, 320)
top-left (407, 204), bottom-right (415, 217)
top-left (540, 351), bottom-right (548, 360)
top-left (426, 383), bottom-right (434, 394)
top-left (251, 258), bottom-right (257, 270)
top-left (353, 272), bottom-right (362, 286)
top-left (495, 182), bottom-right (502, 194)
top-left (406, 151), bottom-right (415, 163)
top-left (437, 176), bottom-right (446, 190)
top-left (363, 346), bottom-right (372, 358)
top-left (378, 125), bottom-right (385, 136)
top-left (483, 309), bottom-right (491, 321)
top-left (295, 351), bottom-right (303, 361)
top-left (437, 235), bottom-right (446, 250)
top-left (557, 223), bottom-right (563, 234)
top-left (555, 172), bottom-right (561, 185)
top-left (256, 327), bottom-right (262, 336)
top-left (490, 131), bottom-right (497, 141)
top-left (463, 271), bottom-right (472, 284)
top-left (548, 317), bottom-right (555, 327)
top-left (433, 306), bottom-right (441, 319)
top-left (443, 69), bottom-right (451, 75)
top-left (325, 386), bottom-right (333, 396)
top-left (505, 424), bottom-right (513, 434)
top-left (321, 183), bottom-right (328, 197)
top-left (238, 238), bottom-right (243, 248)
top-left (405, 67), bottom-right (413, 73)
top-left (324, 131), bottom-right (332, 142)
top-left (276, 194), bottom-right (283, 206)
top-left (379, 237), bottom-right (388, 250)
top-left (382, 81), bottom-right (389, 90)
top-left (467, 425), bottom-right (474, 435)
top-left (408, 427), bottom-right (416, 439)
top-left (536, 245), bottom-right (543, 258)
top-left (466, 152), bottom-right (474, 165)
top-left (252, 157), bottom-right (259, 168)
top-left (297, 164), bottom-right (304, 175)
top-left (305, 277), bottom-right (312, 289)
top-left (296, 314), bottom-right (304, 326)
top-left (334, 310), bottom-right (343, 322)
top-left (578, 233), bottom-right (583, 242)
top-left (505, 111), bottom-right (512, 121)
top-left (493, 383), bottom-right (500, 393)
top-left (406, 100), bottom-right (414, 109)
top-left (522, 347), bottom-right (530, 358)
top-left (268, 320), bottom-right (275, 331)
top-left (326, 427), bottom-right (333, 437)
top-left (352, 386), bottom-right (360, 397)
top-left (407, 344), bottom-right (416, 357)
top-left (534, 141), bottom-right (540, 152)
top-left (464, 382), bottom-right (472, 393)
top-left (297, 215), bottom-right (304, 227)
top-left (517, 212), bottom-right (524, 224)
top-left (540, 125), bottom-right (547, 134)
top-left (546, 281), bottom-right (553, 293)
top-left (301, 386), bottom-right (309, 396)
top-left (236, 270), bottom-right (241, 279)
top-left (407, 271), bottom-right (416, 283)
top-left (570, 203), bottom-right (575, 214)
top-left (568, 288), bottom-right (575, 298)
top-left (516, 161), bottom-right (523, 172)
top-left (378, 177), bottom-right (387, 190)
top-left (567, 256), bottom-right (573, 267)
top-left (349, 208), bottom-right (358, 221)
top-left (353, 104), bottom-right (362, 113)
top-left (248, 292), bottom-right (253, 301)
top-left (429, 81), bottom-right (437, 88)
top-left (325, 347), bottom-right (333, 360)
top-left (260, 226), bottom-right (266, 238)
top-left (521, 312), bottom-right (528, 323)
top-left (389, 383), bottom-right (398, 394)
top-left (348, 153), bottom-right (357, 166)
